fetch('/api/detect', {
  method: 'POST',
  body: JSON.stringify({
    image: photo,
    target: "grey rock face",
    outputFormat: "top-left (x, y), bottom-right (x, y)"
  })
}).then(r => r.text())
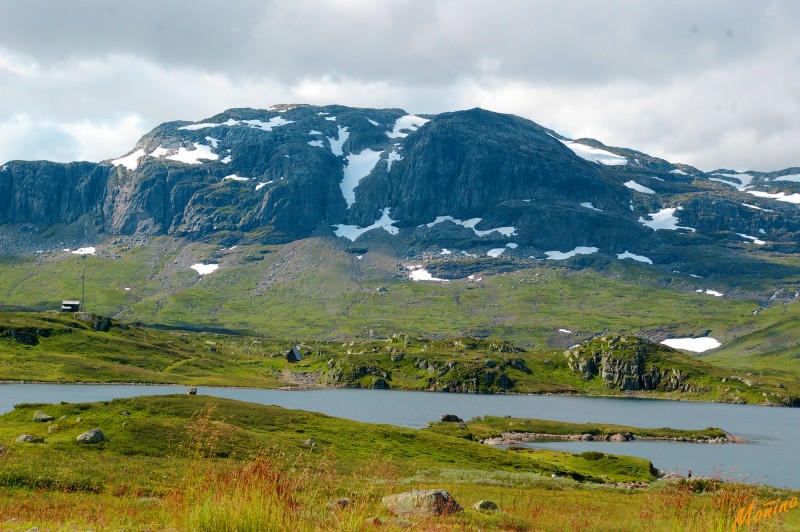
top-left (76, 428), bottom-right (106, 444)
top-left (564, 335), bottom-right (689, 392)
top-left (0, 161), bottom-right (110, 227)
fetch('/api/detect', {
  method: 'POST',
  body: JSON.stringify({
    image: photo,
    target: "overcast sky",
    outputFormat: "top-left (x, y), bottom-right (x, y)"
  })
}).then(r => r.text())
top-left (1, 0), bottom-right (798, 171)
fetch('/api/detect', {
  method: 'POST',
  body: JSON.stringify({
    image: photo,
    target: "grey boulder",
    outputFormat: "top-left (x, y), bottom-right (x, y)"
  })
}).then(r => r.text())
top-left (76, 428), bottom-right (106, 444)
top-left (382, 489), bottom-right (461, 517)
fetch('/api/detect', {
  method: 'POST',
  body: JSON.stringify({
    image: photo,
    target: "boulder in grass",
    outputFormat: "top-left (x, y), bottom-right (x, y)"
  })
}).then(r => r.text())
top-left (33, 410), bottom-right (54, 423)
top-left (382, 489), bottom-right (461, 517)
top-left (440, 414), bottom-right (463, 423)
top-left (473, 500), bottom-right (499, 512)
top-left (328, 497), bottom-right (352, 510)
top-left (16, 434), bottom-right (45, 444)
top-left (76, 428), bottom-right (106, 444)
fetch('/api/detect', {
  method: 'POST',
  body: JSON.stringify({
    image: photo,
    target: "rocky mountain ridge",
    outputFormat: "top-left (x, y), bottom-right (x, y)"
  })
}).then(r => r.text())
top-left (1, 104), bottom-right (799, 278)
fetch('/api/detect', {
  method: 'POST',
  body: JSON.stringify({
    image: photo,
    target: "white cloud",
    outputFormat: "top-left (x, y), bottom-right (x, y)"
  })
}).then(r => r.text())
top-left (0, 2), bottom-right (798, 171)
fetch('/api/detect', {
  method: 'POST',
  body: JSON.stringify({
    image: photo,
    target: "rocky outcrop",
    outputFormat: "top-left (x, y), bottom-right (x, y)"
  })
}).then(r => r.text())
top-left (484, 431), bottom-right (733, 445)
top-left (16, 434), bottom-right (46, 443)
top-left (32, 410), bottom-right (55, 423)
top-left (0, 326), bottom-right (52, 346)
top-left (381, 489), bottom-right (461, 517)
top-left (76, 428), bottom-right (106, 444)
top-left (564, 335), bottom-right (689, 392)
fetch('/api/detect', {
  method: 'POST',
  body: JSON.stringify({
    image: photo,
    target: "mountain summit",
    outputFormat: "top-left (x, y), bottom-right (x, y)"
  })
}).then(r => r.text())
top-left (1, 104), bottom-right (799, 277)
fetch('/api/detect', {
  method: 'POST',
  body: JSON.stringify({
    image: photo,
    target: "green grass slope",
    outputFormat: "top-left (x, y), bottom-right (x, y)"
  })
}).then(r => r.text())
top-left (3, 312), bottom-right (797, 405)
top-left (3, 395), bottom-right (797, 531)
top-left (0, 236), bottom-right (788, 349)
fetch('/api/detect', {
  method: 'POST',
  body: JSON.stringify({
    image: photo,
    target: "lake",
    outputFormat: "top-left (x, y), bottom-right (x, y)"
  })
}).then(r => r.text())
top-left (1, 384), bottom-right (798, 488)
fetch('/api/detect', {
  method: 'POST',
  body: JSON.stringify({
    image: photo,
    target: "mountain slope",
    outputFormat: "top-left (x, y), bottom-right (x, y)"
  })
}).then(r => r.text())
top-left (1, 104), bottom-right (799, 277)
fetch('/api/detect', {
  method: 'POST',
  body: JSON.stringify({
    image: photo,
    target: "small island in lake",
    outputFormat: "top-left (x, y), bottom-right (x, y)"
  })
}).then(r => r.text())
top-left (426, 415), bottom-right (745, 444)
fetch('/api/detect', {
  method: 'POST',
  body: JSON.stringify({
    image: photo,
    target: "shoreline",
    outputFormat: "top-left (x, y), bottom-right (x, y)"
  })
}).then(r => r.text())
top-left (0, 379), bottom-right (793, 408)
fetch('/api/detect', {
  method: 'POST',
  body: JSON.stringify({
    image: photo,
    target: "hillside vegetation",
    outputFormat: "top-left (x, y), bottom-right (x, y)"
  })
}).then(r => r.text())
top-left (2, 311), bottom-right (797, 406)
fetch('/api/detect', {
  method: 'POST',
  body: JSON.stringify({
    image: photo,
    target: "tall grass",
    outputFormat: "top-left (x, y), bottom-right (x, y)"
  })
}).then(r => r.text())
top-left (172, 403), bottom-right (368, 531)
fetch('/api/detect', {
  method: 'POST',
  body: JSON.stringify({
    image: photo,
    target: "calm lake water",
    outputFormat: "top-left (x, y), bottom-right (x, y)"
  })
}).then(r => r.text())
top-left (1, 384), bottom-right (798, 488)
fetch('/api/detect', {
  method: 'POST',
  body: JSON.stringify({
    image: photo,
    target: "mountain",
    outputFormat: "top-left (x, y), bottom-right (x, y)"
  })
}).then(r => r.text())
top-left (2, 105), bottom-right (800, 398)
top-left (2, 104), bottom-right (799, 276)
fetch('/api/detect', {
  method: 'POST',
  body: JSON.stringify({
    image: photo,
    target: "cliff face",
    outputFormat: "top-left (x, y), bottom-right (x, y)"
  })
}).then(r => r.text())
top-left (2, 104), bottom-right (800, 273)
top-left (0, 161), bottom-right (111, 226)
top-left (564, 336), bottom-right (691, 392)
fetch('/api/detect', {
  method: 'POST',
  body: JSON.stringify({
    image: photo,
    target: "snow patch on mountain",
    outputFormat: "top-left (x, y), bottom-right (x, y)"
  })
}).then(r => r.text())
top-left (774, 174), bottom-right (800, 183)
top-left (191, 263), bottom-right (219, 275)
top-left (386, 115), bottom-right (429, 138)
top-left (167, 143), bottom-right (219, 165)
top-left (617, 251), bottom-right (652, 264)
top-left (560, 140), bottom-right (628, 166)
top-left (580, 202), bottom-right (602, 211)
top-left (178, 118), bottom-right (239, 130)
top-left (747, 190), bottom-right (800, 204)
top-left (178, 116), bottom-right (293, 132)
top-left (407, 265), bottom-right (448, 282)
top-left (341, 149), bottom-right (382, 208)
top-left (71, 247), bottom-right (96, 255)
top-left (638, 207), bottom-right (695, 232)
top-left (307, 140), bottom-right (324, 148)
top-left (624, 180), bottom-right (655, 194)
top-left (223, 174), bottom-right (249, 182)
top-left (742, 203), bottom-right (774, 212)
top-left (487, 248), bottom-right (506, 257)
top-left (327, 126), bottom-right (349, 156)
top-left (696, 289), bottom-right (724, 297)
top-left (387, 149), bottom-right (402, 171)
top-left (425, 216), bottom-right (517, 237)
top-left (709, 173), bottom-right (753, 191)
top-left (112, 149), bottom-right (146, 171)
top-left (241, 117), bottom-right (294, 131)
top-left (332, 207), bottom-right (399, 240)
top-left (661, 337), bottom-right (720, 352)
top-left (366, 118), bottom-right (380, 126)
top-left (545, 246), bottom-right (598, 260)
top-left (736, 233), bottom-right (766, 245)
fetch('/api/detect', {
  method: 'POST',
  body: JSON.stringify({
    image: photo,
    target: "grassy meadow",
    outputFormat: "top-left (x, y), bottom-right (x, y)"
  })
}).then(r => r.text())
top-left (2, 395), bottom-right (797, 531)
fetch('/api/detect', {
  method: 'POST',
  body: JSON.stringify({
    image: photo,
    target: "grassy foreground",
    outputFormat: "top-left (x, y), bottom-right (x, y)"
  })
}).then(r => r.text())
top-left (1, 395), bottom-right (798, 530)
